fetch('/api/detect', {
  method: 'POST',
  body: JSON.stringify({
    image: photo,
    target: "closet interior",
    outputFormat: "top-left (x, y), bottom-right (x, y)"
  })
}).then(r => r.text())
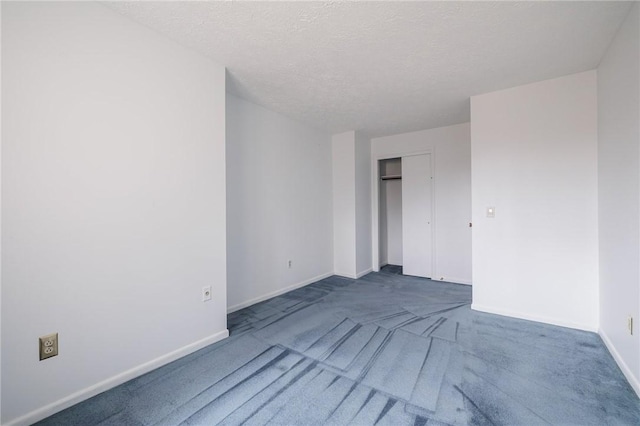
top-left (378, 158), bottom-right (403, 268)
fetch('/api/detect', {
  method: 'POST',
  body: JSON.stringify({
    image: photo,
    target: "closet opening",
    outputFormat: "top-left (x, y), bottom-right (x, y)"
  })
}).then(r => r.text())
top-left (376, 154), bottom-right (434, 279)
top-left (378, 158), bottom-right (403, 272)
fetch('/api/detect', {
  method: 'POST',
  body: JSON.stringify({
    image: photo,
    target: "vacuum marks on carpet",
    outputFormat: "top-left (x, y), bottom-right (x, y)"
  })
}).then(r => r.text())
top-left (38, 271), bottom-right (640, 425)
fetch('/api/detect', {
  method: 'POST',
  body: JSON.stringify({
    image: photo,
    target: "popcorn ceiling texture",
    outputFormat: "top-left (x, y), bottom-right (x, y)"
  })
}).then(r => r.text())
top-left (105, 1), bottom-right (632, 137)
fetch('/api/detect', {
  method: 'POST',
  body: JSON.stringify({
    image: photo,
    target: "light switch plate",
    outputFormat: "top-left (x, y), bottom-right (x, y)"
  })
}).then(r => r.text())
top-left (486, 207), bottom-right (495, 218)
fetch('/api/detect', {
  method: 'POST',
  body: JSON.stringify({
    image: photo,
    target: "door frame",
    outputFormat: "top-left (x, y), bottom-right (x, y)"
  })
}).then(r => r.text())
top-left (371, 149), bottom-right (436, 275)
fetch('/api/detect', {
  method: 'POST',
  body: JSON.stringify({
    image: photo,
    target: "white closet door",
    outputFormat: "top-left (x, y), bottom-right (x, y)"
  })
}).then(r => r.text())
top-left (402, 154), bottom-right (433, 278)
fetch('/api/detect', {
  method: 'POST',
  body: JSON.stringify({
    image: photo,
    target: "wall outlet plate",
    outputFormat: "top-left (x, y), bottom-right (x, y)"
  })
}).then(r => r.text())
top-left (39, 333), bottom-right (59, 361)
top-left (202, 285), bottom-right (212, 302)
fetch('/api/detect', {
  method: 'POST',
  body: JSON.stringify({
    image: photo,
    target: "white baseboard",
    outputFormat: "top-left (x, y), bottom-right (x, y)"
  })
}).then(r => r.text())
top-left (434, 277), bottom-right (472, 285)
top-left (227, 271), bottom-right (334, 313)
top-left (356, 268), bottom-right (373, 278)
top-left (599, 328), bottom-right (640, 398)
top-left (333, 268), bottom-right (372, 280)
top-left (5, 330), bottom-right (229, 426)
top-left (471, 303), bottom-right (597, 333)
top-left (334, 271), bottom-right (358, 279)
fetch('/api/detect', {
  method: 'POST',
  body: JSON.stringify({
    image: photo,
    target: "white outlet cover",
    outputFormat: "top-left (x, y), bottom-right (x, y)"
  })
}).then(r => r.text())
top-left (202, 286), bottom-right (212, 302)
top-left (486, 206), bottom-right (495, 218)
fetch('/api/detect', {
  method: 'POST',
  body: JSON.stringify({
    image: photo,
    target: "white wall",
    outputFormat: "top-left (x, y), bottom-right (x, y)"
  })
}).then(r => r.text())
top-left (355, 132), bottom-right (372, 276)
top-left (332, 132), bottom-right (357, 278)
top-left (332, 131), bottom-right (372, 279)
top-left (226, 94), bottom-right (333, 311)
top-left (2, 3), bottom-right (228, 424)
top-left (471, 71), bottom-right (599, 331)
top-left (372, 123), bottom-right (472, 284)
top-left (597, 3), bottom-right (640, 395)
top-left (385, 180), bottom-right (403, 265)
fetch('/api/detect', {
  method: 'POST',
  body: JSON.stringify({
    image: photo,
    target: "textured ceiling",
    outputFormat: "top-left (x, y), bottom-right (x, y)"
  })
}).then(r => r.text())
top-left (105, 1), bottom-right (633, 137)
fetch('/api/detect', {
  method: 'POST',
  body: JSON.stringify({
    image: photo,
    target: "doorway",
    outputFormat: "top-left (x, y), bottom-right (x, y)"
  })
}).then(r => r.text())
top-left (376, 153), bottom-right (434, 278)
top-left (379, 158), bottom-right (403, 269)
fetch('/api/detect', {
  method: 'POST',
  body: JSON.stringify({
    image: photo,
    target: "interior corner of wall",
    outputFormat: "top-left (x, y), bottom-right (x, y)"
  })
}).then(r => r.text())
top-left (599, 327), bottom-right (640, 398)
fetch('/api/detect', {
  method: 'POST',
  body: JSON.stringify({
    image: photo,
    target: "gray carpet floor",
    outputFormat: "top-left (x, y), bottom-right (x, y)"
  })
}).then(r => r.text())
top-left (38, 267), bottom-right (640, 425)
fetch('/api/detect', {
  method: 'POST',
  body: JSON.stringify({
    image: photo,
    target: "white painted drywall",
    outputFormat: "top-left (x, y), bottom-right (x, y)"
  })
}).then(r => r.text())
top-left (332, 131), bottom-right (372, 279)
top-left (226, 94), bottom-right (333, 311)
top-left (385, 180), bottom-right (403, 265)
top-left (2, 3), bottom-right (228, 424)
top-left (332, 132), bottom-right (357, 278)
top-left (471, 71), bottom-right (599, 331)
top-left (372, 123), bottom-right (471, 284)
top-left (355, 132), bottom-right (372, 277)
top-left (597, 3), bottom-right (640, 395)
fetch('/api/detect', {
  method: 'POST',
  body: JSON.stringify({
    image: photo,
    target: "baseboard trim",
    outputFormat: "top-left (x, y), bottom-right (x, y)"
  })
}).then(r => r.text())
top-left (5, 329), bottom-right (229, 426)
top-left (356, 268), bottom-right (373, 278)
top-left (334, 268), bottom-right (373, 280)
top-left (471, 303), bottom-right (597, 333)
top-left (435, 277), bottom-right (472, 285)
top-left (333, 271), bottom-right (357, 279)
top-left (599, 328), bottom-right (640, 398)
top-left (227, 271), bottom-right (334, 313)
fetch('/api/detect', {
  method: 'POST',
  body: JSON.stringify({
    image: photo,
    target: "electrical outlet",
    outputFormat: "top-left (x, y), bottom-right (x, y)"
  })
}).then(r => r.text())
top-left (39, 333), bottom-right (58, 361)
top-left (202, 285), bottom-right (212, 302)
top-left (288, 260), bottom-right (292, 269)
top-left (628, 316), bottom-right (634, 335)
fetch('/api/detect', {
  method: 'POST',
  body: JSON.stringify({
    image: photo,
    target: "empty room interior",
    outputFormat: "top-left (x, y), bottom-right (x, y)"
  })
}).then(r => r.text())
top-left (2, 1), bottom-right (640, 425)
